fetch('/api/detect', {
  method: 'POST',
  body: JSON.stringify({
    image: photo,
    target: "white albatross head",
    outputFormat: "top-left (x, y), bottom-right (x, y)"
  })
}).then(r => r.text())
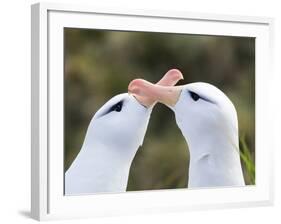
top-left (86, 93), bottom-right (151, 152)
top-left (84, 69), bottom-right (183, 154)
top-left (65, 69), bottom-right (183, 194)
top-left (128, 71), bottom-right (245, 187)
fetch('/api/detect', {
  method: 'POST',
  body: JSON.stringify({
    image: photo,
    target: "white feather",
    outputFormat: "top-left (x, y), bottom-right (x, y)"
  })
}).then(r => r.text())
top-left (65, 93), bottom-right (152, 195)
top-left (173, 83), bottom-right (245, 188)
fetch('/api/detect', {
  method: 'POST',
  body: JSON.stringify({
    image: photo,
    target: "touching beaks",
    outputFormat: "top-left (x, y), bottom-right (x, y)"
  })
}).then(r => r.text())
top-left (128, 79), bottom-right (182, 108)
top-left (129, 69), bottom-right (183, 108)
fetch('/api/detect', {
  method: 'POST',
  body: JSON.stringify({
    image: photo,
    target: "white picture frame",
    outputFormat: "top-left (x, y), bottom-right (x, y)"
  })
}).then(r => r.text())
top-left (31, 2), bottom-right (274, 221)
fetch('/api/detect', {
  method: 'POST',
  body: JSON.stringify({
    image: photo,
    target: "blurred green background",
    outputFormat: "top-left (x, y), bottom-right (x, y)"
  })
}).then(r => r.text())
top-left (64, 28), bottom-right (255, 190)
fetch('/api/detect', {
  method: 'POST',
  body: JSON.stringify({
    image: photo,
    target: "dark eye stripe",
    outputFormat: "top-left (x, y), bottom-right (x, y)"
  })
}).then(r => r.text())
top-left (188, 90), bottom-right (215, 104)
top-left (189, 91), bottom-right (200, 101)
top-left (108, 101), bottom-right (123, 113)
top-left (94, 100), bottom-right (124, 119)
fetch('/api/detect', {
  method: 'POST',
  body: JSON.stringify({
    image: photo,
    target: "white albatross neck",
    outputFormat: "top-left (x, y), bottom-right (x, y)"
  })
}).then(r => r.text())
top-left (184, 130), bottom-right (245, 188)
top-left (65, 141), bottom-right (138, 195)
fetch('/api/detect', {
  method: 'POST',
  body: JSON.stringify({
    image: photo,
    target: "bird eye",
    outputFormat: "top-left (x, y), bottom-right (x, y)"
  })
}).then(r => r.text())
top-left (109, 101), bottom-right (123, 112)
top-left (189, 91), bottom-right (200, 101)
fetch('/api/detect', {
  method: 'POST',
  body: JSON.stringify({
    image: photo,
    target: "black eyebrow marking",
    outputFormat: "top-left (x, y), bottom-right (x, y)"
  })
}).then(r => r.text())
top-left (188, 90), bottom-right (216, 104)
top-left (108, 100), bottom-right (123, 113)
top-left (94, 98), bottom-right (126, 120)
top-left (99, 100), bottom-right (123, 118)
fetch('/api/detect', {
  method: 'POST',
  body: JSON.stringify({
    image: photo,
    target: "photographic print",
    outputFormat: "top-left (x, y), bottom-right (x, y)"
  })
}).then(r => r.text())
top-left (31, 5), bottom-right (273, 219)
top-left (64, 28), bottom-right (255, 195)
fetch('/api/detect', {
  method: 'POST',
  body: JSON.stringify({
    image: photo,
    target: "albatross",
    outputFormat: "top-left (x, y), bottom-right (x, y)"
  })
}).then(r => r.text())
top-left (65, 70), bottom-right (183, 195)
top-left (128, 69), bottom-right (245, 188)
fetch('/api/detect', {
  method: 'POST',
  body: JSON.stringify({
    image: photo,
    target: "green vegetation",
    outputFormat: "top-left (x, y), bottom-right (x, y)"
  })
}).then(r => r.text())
top-left (64, 28), bottom-right (255, 189)
top-left (240, 135), bottom-right (255, 184)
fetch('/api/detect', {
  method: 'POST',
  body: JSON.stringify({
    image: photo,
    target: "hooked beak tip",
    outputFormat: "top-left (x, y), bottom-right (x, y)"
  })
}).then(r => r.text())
top-left (169, 69), bottom-right (184, 81)
top-left (128, 79), bottom-right (150, 95)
